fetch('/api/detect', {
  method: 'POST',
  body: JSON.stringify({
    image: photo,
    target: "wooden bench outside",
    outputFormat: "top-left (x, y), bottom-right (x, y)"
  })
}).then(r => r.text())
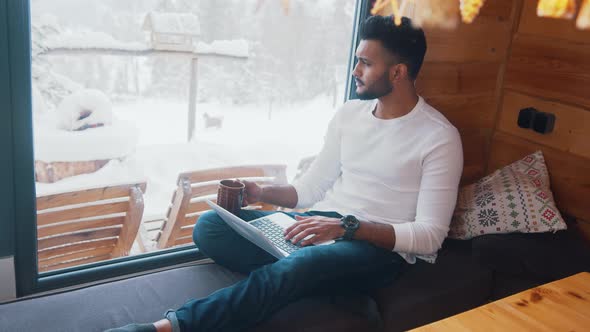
top-left (36, 182), bottom-right (147, 272)
top-left (155, 165), bottom-right (287, 250)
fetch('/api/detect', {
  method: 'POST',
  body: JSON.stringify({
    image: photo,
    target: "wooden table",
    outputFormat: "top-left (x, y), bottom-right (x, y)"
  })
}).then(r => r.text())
top-left (411, 272), bottom-right (590, 331)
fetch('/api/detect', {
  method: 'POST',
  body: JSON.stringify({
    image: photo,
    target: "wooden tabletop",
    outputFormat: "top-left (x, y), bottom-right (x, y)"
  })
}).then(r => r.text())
top-left (411, 272), bottom-right (590, 332)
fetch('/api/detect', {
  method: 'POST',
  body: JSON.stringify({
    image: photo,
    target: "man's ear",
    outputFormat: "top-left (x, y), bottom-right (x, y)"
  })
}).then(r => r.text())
top-left (390, 63), bottom-right (408, 83)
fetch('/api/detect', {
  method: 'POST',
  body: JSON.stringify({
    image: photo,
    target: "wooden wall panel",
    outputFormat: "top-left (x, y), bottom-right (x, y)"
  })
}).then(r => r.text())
top-left (375, 0), bottom-right (513, 62)
top-left (422, 1), bottom-right (514, 62)
top-left (459, 128), bottom-right (490, 184)
top-left (488, 132), bottom-right (590, 223)
top-left (518, 0), bottom-right (590, 43)
top-left (505, 35), bottom-right (590, 110)
top-left (424, 94), bottom-right (497, 129)
top-left (417, 62), bottom-right (499, 96)
top-left (416, 62), bottom-right (461, 95)
top-left (417, 62), bottom-right (500, 129)
top-left (498, 90), bottom-right (590, 159)
top-left (493, 0), bottom-right (590, 227)
top-left (424, 26), bottom-right (510, 63)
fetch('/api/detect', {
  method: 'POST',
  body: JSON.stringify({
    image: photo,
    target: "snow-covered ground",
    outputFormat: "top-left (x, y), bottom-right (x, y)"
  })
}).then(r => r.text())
top-left (35, 95), bottom-right (339, 222)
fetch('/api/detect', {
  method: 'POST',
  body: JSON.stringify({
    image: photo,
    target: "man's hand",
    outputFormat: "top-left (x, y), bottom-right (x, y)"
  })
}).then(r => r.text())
top-left (237, 182), bottom-right (299, 209)
top-left (241, 180), bottom-right (262, 206)
top-left (284, 215), bottom-right (345, 247)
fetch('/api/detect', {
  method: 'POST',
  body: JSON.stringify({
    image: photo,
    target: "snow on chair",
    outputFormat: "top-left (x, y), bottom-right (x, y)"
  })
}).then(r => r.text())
top-left (156, 165), bottom-right (287, 249)
top-left (36, 182), bottom-right (146, 273)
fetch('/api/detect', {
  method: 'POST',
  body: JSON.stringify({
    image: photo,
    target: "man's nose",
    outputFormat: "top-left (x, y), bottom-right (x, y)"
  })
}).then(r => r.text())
top-left (352, 63), bottom-right (360, 78)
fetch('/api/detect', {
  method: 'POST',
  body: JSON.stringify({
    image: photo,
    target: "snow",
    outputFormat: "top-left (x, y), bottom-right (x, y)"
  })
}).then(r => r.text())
top-left (35, 89), bottom-right (139, 162)
top-left (144, 12), bottom-right (201, 36)
top-left (32, 85), bottom-right (48, 115)
top-left (196, 40), bottom-right (249, 58)
top-left (36, 13), bottom-right (61, 29)
top-left (56, 89), bottom-right (113, 131)
top-left (34, 117), bottom-right (139, 162)
top-left (35, 95), bottom-right (338, 221)
top-left (44, 30), bottom-right (149, 51)
top-left (43, 29), bottom-right (248, 58)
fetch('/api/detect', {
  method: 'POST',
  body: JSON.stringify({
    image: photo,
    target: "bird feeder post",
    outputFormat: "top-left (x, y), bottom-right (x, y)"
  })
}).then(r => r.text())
top-left (187, 56), bottom-right (198, 141)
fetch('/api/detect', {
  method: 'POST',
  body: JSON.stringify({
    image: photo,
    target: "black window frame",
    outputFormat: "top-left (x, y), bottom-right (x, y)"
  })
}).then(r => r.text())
top-left (3, 0), bottom-right (370, 296)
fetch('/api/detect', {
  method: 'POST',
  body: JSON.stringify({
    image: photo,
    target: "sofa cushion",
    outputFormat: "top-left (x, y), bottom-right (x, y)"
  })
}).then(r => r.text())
top-left (372, 245), bottom-right (493, 331)
top-left (250, 294), bottom-right (378, 332)
top-left (472, 230), bottom-right (590, 279)
top-left (449, 151), bottom-right (567, 240)
top-left (0, 263), bottom-right (375, 332)
top-left (471, 229), bottom-right (590, 300)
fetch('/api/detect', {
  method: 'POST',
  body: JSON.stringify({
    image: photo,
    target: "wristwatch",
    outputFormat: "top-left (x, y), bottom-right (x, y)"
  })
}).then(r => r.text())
top-left (340, 215), bottom-right (360, 240)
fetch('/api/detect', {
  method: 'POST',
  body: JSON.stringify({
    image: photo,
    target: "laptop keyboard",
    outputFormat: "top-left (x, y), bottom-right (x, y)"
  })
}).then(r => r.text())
top-left (250, 217), bottom-right (300, 254)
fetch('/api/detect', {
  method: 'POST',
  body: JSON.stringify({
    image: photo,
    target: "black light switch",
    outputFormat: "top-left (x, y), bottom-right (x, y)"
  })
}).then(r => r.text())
top-left (517, 107), bottom-right (537, 129)
top-left (533, 112), bottom-right (555, 134)
top-left (516, 107), bottom-right (555, 135)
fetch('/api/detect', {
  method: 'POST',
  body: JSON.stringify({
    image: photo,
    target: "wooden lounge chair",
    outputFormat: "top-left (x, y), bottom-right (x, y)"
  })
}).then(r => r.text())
top-left (155, 165), bottom-right (287, 249)
top-left (36, 182), bottom-right (146, 273)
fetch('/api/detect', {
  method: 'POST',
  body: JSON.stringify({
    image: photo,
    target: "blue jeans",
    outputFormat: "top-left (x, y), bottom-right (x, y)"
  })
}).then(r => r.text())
top-left (165, 209), bottom-right (406, 332)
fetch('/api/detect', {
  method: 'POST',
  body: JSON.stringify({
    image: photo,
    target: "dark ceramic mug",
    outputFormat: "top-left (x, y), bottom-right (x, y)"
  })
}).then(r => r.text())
top-left (217, 179), bottom-right (245, 215)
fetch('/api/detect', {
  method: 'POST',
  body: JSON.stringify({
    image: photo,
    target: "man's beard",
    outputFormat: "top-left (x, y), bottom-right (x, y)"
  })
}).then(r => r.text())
top-left (356, 72), bottom-right (393, 100)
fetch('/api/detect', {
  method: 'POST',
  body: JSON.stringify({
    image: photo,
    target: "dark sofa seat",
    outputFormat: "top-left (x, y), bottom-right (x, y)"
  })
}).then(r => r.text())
top-left (0, 242), bottom-right (493, 332)
top-left (373, 242), bottom-right (493, 331)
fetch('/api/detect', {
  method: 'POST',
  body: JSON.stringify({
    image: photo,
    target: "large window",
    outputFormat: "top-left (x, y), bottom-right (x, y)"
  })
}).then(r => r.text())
top-left (28, 0), bottom-right (359, 276)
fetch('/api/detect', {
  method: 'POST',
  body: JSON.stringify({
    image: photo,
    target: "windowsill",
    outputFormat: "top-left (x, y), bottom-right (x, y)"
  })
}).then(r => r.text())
top-left (30, 247), bottom-right (207, 296)
top-left (2, 256), bottom-right (214, 305)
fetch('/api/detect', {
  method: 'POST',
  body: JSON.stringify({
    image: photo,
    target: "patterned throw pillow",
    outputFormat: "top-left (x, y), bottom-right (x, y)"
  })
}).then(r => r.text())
top-left (448, 151), bottom-right (567, 240)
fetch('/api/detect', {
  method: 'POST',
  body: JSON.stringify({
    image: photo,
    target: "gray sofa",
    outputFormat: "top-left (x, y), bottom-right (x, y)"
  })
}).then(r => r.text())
top-left (1, 229), bottom-right (588, 332)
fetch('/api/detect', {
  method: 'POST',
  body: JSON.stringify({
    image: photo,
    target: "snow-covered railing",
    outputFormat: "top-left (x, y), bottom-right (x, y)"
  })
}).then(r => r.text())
top-left (40, 33), bottom-right (249, 59)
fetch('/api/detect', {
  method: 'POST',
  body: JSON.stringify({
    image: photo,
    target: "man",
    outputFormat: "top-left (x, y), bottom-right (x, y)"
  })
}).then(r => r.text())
top-left (107, 15), bottom-right (463, 332)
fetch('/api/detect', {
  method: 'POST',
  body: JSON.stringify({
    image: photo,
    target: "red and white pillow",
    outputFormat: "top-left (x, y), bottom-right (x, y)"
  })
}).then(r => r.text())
top-left (449, 151), bottom-right (567, 240)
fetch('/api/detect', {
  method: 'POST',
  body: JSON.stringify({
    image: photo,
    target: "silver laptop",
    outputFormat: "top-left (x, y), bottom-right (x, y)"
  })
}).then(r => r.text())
top-left (206, 200), bottom-right (334, 259)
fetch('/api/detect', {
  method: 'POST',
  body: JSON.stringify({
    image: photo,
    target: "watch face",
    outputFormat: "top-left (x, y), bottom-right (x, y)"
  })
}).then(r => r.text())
top-left (343, 215), bottom-right (359, 228)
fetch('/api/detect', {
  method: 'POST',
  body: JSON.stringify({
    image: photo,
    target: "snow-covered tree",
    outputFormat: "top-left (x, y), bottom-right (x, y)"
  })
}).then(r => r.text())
top-left (31, 14), bottom-right (82, 112)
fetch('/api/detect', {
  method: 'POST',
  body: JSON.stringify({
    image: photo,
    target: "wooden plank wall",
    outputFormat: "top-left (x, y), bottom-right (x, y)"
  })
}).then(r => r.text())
top-left (493, 0), bottom-right (590, 239)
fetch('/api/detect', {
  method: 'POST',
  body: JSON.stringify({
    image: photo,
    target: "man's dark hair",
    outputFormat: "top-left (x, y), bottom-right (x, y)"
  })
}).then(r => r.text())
top-left (360, 16), bottom-right (426, 80)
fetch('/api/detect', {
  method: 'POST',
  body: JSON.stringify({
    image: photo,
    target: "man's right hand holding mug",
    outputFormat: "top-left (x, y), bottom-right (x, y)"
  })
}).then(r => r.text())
top-left (241, 180), bottom-right (263, 207)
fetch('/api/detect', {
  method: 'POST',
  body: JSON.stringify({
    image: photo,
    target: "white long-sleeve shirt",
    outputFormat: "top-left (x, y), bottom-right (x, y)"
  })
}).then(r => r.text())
top-left (292, 96), bottom-right (463, 264)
